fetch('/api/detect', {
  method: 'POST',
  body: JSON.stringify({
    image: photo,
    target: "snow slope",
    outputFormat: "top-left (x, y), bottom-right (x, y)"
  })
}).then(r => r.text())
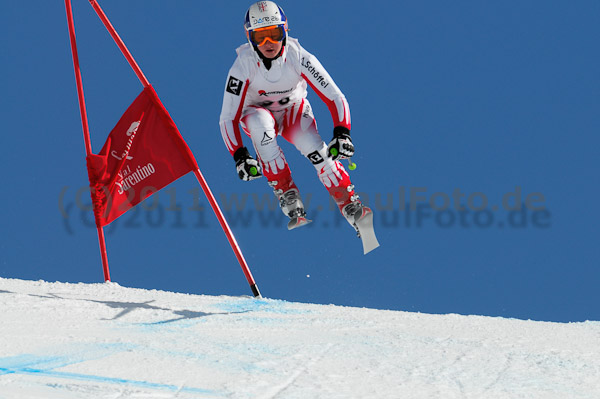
top-left (0, 278), bottom-right (599, 398)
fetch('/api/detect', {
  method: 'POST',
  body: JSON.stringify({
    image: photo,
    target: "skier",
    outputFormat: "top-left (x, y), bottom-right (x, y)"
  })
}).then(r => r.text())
top-left (219, 1), bottom-right (375, 244)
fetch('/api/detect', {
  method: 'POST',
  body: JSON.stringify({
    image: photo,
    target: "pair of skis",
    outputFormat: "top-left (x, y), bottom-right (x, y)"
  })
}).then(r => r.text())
top-left (287, 206), bottom-right (379, 255)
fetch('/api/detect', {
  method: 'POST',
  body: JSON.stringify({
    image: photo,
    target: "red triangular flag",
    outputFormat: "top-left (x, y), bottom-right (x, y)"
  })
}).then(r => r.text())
top-left (86, 85), bottom-right (198, 226)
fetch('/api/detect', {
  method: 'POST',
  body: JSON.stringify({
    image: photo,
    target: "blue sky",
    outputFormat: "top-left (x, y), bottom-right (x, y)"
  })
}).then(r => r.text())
top-left (1, 1), bottom-right (598, 322)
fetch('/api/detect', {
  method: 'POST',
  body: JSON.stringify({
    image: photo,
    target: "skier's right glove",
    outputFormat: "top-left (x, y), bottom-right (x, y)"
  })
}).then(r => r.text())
top-left (234, 147), bottom-right (262, 181)
top-left (327, 126), bottom-right (354, 161)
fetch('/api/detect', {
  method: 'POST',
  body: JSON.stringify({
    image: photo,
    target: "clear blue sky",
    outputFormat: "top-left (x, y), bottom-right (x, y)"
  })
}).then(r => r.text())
top-left (1, 1), bottom-right (598, 322)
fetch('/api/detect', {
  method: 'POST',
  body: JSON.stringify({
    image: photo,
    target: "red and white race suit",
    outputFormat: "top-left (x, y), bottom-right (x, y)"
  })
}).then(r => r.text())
top-left (219, 37), bottom-right (355, 212)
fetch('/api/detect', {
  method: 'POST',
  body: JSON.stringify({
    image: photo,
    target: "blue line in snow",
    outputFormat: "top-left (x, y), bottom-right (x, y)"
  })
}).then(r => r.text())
top-left (0, 366), bottom-right (220, 395)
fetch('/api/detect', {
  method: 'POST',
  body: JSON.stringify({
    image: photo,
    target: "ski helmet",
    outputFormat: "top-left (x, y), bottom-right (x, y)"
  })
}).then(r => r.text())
top-left (244, 1), bottom-right (288, 47)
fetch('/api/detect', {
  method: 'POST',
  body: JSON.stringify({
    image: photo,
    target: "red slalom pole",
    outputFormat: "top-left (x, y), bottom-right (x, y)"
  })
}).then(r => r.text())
top-left (87, 0), bottom-right (261, 297)
top-left (88, 0), bottom-right (150, 87)
top-left (193, 169), bottom-right (261, 298)
top-left (65, 0), bottom-right (111, 282)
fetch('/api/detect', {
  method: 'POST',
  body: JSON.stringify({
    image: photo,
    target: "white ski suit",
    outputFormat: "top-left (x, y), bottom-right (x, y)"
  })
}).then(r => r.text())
top-left (219, 37), bottom-right (355, 211)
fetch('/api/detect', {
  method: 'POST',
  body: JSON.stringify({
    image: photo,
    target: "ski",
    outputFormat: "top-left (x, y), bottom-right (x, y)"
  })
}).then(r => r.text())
top-left (353, 206), bottom-right (379, 254)
top-left (287, 216), bottom-right (312, 230)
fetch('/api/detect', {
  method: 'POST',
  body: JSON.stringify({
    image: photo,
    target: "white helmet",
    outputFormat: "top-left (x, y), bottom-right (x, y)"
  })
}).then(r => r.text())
top-left (244, 1), bottom-right (288, 47)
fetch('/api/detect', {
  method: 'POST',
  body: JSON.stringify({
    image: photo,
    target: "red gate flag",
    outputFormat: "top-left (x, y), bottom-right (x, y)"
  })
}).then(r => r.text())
top-left (66, 0), bottom-right (260, 296)
top-left (86, 85), bottom-right (198, 226)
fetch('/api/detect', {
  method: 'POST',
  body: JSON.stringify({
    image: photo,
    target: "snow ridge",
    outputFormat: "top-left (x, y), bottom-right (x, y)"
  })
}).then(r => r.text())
top-left (0, 278), bottom-right (599, 398)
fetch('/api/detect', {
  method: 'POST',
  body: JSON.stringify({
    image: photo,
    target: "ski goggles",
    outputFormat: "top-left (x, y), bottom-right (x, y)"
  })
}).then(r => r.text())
top-left (249, 25), bottom-right (286, 47)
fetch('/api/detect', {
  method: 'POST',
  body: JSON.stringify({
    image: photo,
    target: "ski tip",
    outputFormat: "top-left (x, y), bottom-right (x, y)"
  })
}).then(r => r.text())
top-left (355, 207), bottom-right (379, 254)
top-left (287, 217), bottom-right (312, 230)
top-left (363, 241), bottom-right (380, 255)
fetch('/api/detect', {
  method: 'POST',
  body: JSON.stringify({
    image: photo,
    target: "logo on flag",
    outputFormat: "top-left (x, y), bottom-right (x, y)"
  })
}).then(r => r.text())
top-left (110, 120), bottom-right (141, 161)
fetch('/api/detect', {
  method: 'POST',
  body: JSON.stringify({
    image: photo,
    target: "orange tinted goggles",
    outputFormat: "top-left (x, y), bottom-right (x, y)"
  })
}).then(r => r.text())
top-left (250, 25), bottom-right (285, 46)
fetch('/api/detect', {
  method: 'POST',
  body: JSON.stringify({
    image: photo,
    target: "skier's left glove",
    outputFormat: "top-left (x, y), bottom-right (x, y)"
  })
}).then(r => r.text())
top-left (234, 147), bottom-right (262, 181)
top-left (327, 126), bottom-right (354, 160)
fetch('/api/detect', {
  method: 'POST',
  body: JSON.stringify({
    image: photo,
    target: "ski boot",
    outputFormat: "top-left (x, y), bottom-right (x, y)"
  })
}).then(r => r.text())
top-left (341, 189), bottom-right (365, 235)
top-left (269, 181), bottom-right (312, 230)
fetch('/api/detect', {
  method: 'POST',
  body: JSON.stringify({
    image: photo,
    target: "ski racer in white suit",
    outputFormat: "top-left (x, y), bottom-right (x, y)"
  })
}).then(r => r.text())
top-left (219, 1), bottom-right (364, 230)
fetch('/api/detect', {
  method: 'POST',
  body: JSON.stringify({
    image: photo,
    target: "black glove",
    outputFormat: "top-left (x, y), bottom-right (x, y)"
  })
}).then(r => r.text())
top-left (327, 126), bottom-right (354, 160)
top-left (233, 147), bottom-right (262, 181)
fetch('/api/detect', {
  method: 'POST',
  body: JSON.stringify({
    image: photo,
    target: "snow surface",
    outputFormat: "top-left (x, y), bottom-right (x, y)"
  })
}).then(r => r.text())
top-left (1, 278), bottom-right (599, 399)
